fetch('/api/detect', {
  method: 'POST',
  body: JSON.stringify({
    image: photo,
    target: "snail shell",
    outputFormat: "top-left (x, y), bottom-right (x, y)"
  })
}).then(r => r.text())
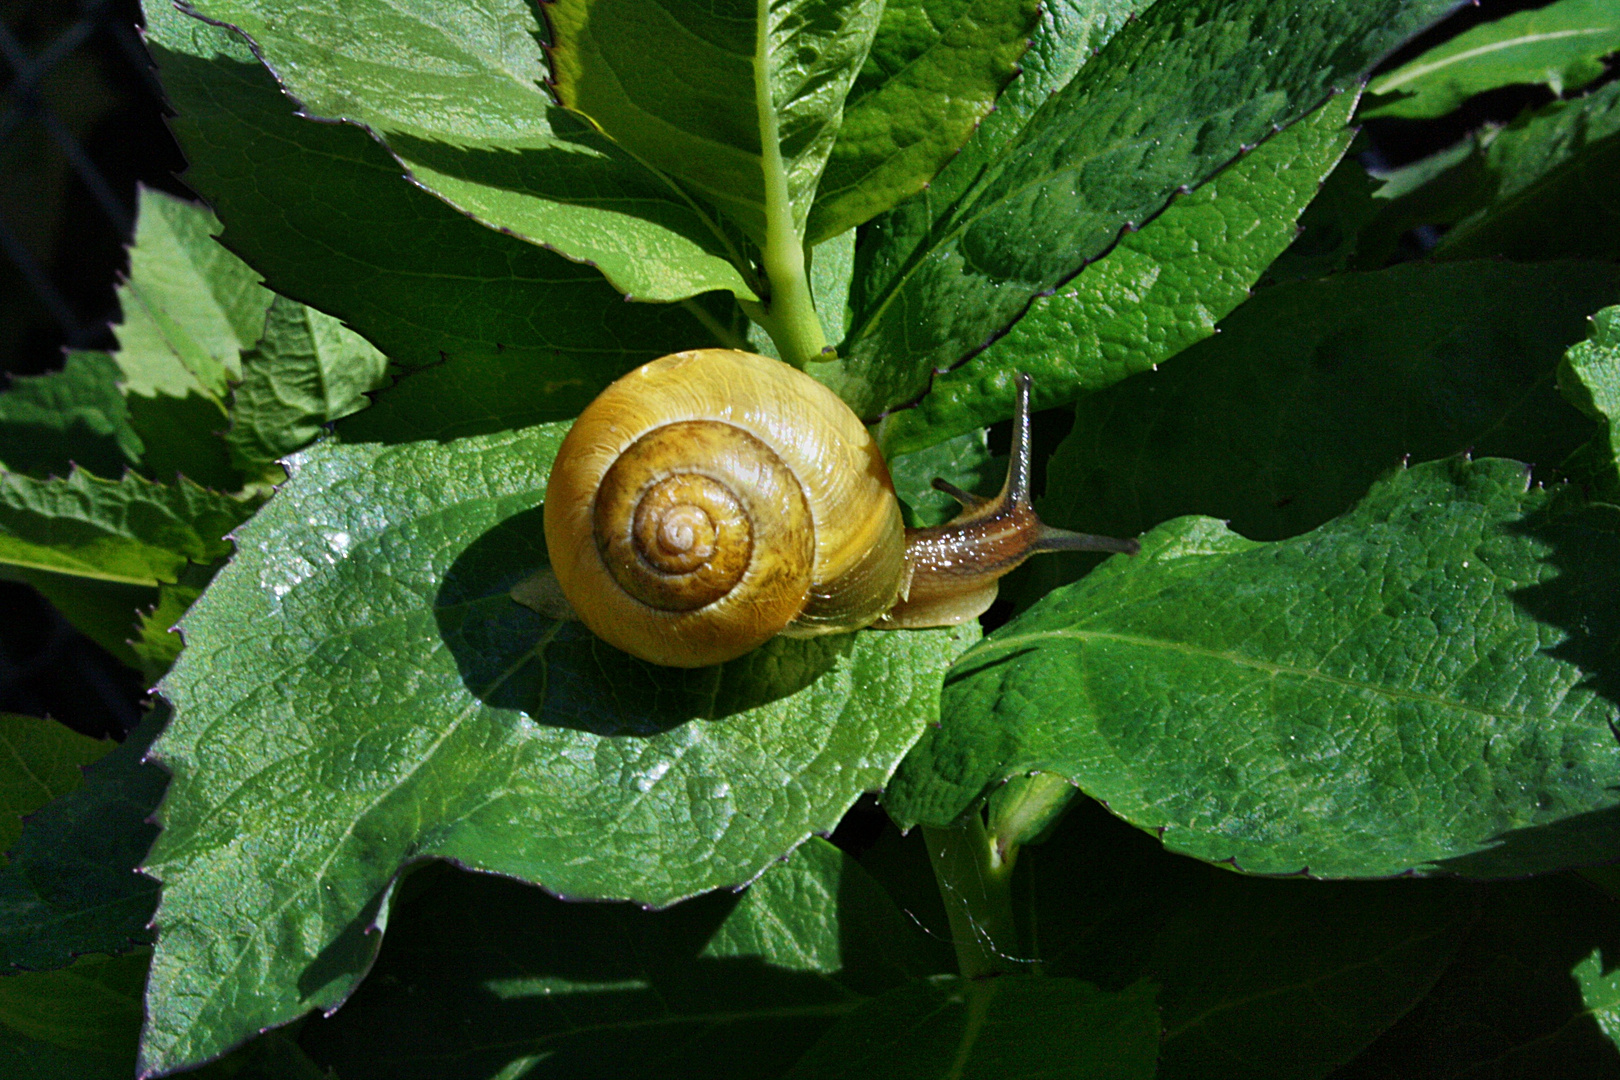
top-left (543, 349), bottom-right (907, 668)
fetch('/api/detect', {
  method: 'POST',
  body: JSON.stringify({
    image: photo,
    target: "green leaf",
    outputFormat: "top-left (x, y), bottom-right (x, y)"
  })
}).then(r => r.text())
top-left (111, 186), bottom-right (273, 493)
top-left (174, 0), bottom-right (754, 303)
top-left (142, 3), bottom-right (731, 428)
top-left (1366, 0), bottom-right (1620, 120)
top-left (115, 186), bottom-right (271, 401)
top-left (888, 457), bottom-right (1620, 879)
top-left (1559, 304), bottom-right (1620, 493)
top-left (550, 0), bottom-right (882, 250)
top-left (829, 0), bottom-right (1462, 419)
top-left (0, 352), bottom-right (141, 481)
top-left (879, 87), bottom-right (1359, 453)
top-left (780, 976), bottom-right (1159, 1079)
top-left (0, 570), bottom-right (157, 671)
top-left (1433, 80), bottom-right (1620, 262)
top-left (1336, 875), bottom-right (1620, 1076)
top-left (0, 469), bottom-right (252, 588)
top-left (0, 951), bottom-right (147, 1080)
top-left (1029, 799), bottom-right (1473, 1080)
top-left (1574, 944), bottom-right (1620, 1059)
top-left (1032, 260), bottom-right (1618, 565)
top-left (0, 709), bottom-right (165, 970)
top-left (225, 296), bottom-right (389, 475)
top-left (143, 424), bottom-right (974, 1073)
top-left (130, 564), bottom-right (218, 683)
top-left (886, 428), bottom-right (998, 528)
top-left (805, 0), bottom-right (1040, 244)
top-left (300, 840), bottom-right (938, 1079)
top-left (1249, 133), bottom-right (1381, 284)
top-left (0, 715), bottom-right (109, 857)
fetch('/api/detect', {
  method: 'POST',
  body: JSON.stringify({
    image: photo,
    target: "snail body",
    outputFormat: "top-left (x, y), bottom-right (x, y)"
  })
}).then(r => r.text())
top-left (543, 349), bottom-right (1136, 668)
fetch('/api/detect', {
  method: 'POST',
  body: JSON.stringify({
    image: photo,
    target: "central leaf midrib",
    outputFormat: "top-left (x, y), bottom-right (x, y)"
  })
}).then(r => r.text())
top-left (846, 30), bottom-right (1349, 355)
top-left (971, 627), bottom-right (1587, 728)
top-left (1376, 27), bottom-right (1615, 92)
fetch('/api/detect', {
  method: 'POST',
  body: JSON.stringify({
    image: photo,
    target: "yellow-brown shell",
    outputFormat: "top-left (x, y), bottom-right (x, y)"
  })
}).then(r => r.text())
top-left (542, 349), bottom-right (908, 667)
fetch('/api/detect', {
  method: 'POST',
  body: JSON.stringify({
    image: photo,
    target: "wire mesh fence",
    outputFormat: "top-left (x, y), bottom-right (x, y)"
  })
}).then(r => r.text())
top-left (0, 0), bottom-right (179, 735)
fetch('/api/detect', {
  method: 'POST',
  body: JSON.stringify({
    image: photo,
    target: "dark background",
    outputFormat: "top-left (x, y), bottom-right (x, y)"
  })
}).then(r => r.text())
top-left (0, 0), bottom-right (1570, 738)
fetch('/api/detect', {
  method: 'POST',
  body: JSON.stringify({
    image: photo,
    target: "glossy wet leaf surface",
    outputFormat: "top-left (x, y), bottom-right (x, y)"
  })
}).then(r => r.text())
top-left (144, 423), bottom-right (972, 1073)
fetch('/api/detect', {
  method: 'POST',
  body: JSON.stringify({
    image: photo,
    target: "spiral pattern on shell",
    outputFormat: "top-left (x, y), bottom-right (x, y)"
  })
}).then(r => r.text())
top-left (543, 349), bottom-right (907, 668)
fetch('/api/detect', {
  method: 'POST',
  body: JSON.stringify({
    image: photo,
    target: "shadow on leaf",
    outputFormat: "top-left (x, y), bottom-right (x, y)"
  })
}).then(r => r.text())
top-left (386, 122), bottom-right (740, 268)
top-left (295, 846), bottom-right (936, 1080)
top-left (1431, 495), bottom-right (1620, 877)
top-left (435, 504), bottom-right (851, 737)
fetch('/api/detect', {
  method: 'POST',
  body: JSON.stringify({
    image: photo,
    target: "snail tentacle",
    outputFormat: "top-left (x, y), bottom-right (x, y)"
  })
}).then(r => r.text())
top-left (881, 373), bottom-right (1140, 629)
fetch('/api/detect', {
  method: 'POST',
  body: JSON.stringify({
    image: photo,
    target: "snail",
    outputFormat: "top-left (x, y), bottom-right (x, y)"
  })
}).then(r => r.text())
top-left (541, 349), bottom-right (1139, 667)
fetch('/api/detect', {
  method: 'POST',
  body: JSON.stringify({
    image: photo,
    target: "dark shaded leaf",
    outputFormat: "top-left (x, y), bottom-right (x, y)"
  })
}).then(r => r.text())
top-left (0, 715), bottom-right (109, 856)
top-left (301, 840), bottom-right (937, 1080)
top-left (0, 951), bottom-right (147, 1080)
top-left (780, 976), bottom-right (1159, 1079)
top-left (1334, 875), bottom-right (1620, 1078)
top-left (1028, 798), bottom-right (1474, 1080)
top-left (0, 709), bottom-right (165, 970)
top-left (0, 353), bottom-right (141, 481)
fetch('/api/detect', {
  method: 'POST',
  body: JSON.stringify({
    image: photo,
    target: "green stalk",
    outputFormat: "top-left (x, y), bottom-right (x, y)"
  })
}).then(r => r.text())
top-left (743, 229), bottom-right (827, 368)
top-left (924, 812), bottom-right (1029, 979)
top-left (740, 0), bottom-right (828, 368)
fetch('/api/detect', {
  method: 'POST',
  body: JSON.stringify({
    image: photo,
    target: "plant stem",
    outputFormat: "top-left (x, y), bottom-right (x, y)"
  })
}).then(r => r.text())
top-left (742, 10), bottom-right (828, 369)
top-left (924, 812), bottom-right (1029, 979)
top-left (740, 236), bottom-right (827, 366)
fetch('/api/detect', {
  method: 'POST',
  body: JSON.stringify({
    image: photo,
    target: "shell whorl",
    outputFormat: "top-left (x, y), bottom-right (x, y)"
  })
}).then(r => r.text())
top-left (543, 349), bottom-right (907, 668)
